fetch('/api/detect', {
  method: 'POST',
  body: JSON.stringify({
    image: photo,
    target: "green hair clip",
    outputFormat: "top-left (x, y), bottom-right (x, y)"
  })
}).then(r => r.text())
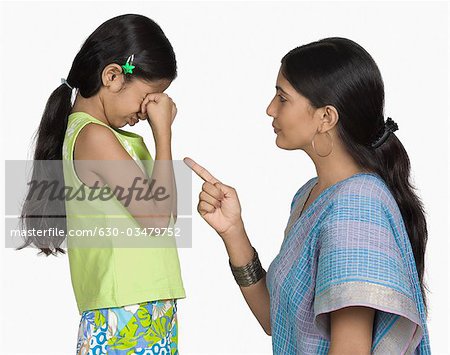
top-left (122, 54), bottom-right (135, 74)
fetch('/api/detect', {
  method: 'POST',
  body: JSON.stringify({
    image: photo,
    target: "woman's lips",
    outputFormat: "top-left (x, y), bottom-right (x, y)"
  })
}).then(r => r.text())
top-left (272, 123), bottom-right (280, 133)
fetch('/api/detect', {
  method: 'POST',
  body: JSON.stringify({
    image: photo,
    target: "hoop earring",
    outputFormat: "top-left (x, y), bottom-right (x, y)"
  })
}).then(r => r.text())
top-left (311, 131), bottom-right (333, 157)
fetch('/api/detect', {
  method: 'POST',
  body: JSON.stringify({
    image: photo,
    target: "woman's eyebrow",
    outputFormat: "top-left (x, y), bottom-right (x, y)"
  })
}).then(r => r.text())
top-left (276, 85), bottom-right (291, 97)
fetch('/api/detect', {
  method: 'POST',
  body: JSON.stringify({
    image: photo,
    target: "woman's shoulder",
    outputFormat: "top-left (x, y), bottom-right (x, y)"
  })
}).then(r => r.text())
top-left (328, 172), bottom-right (400, 220)
top-left (333, 173), bottom-right (391, 202)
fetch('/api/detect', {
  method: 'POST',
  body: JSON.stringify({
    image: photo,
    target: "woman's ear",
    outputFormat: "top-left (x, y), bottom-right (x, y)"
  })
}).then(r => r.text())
top-left (313, 105), bottom-right (339, 134)
top-left (323, 105), bottom-right (339, 129)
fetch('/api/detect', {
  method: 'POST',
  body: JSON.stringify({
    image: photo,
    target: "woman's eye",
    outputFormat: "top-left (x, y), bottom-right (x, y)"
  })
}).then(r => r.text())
top-left (278, 95), bottom-right (287, 103)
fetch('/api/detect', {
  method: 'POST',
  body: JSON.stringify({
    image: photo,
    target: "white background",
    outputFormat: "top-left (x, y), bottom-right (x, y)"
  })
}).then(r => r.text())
top-left (0, 1), bottom-right (448, 354)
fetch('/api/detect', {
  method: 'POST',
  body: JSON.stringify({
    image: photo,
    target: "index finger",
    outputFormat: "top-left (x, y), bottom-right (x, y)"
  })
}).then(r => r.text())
top-left (183, 157), bottom-right (220, 184)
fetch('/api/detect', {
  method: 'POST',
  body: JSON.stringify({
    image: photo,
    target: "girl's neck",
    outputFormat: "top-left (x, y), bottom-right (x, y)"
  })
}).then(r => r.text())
top-left (71, 93), bottom-right (109, 126)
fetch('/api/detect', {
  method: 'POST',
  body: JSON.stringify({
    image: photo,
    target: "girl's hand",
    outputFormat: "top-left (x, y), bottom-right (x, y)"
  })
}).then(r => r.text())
top-left (183, 157), bottom-right (244, 242)
top-left (140, 93), bottom-right (177, 139)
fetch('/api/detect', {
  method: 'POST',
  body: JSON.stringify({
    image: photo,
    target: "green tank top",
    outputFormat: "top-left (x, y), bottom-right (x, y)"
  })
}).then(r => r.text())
top-left (62, 111), bottom-right (186, 315)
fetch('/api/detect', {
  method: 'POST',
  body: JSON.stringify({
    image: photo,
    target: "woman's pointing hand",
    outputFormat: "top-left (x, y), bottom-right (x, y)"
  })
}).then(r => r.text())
top-left (183, 157), bottom-right (244, 240)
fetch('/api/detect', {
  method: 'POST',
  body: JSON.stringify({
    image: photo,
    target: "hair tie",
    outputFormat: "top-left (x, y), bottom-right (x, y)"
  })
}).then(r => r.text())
top-left (61, 78), bottom-right (73, 90)
top-left (370, 117), bottom-right (399, 149)
top-left (60, 78), bottom-right (78, 106)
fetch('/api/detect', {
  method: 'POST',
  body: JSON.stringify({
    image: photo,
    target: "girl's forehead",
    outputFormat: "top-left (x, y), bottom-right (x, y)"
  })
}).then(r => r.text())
top-left (133, 78), bottom-right (171, 93)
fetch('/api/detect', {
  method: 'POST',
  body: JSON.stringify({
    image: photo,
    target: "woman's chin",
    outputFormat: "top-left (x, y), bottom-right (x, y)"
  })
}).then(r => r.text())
top-left (275, 136), bottom-right (296, 150)
top-left (275, 138), bottom-right (284, 149)
top-left (275, 134), bottom-right (283, 146)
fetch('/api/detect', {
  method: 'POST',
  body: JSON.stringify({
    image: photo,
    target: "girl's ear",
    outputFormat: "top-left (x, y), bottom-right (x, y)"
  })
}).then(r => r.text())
top-left (102, 64), bottom-right (124, 90)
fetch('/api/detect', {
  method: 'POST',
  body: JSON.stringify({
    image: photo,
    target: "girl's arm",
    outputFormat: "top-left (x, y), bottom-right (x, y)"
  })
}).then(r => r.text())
top-left (143, 93), bottom-right (178, 228)
top-left (150, 131), bottom-right (177, 226)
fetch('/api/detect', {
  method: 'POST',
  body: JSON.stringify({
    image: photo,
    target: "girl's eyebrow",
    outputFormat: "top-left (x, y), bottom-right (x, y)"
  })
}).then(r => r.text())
top-left (275, 85), bottom-right (291, 97)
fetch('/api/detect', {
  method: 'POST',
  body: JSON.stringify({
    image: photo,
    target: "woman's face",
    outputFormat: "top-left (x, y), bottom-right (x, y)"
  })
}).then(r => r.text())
top-left (266, 67), bottom-right (318, 150)
top-left (102, 64), bottom-right (172, 128)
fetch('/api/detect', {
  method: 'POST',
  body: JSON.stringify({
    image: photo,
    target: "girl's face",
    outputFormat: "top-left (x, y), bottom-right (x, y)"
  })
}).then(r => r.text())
top-left (266, 67), bottom-right (319, 150)
top-left (101, 64), bottom-right (172, 128)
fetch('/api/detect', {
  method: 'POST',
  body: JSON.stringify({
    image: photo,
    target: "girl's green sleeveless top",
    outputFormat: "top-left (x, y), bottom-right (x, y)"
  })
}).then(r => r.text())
top-left (62, 111), bottom-right (186, 315)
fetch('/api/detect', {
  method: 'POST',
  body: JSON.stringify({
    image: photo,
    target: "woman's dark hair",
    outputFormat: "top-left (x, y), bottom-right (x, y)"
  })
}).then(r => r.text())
top-left (17, 14), bottom-right (177, 256)
top-left (281, 37), bottom-right (429, 316)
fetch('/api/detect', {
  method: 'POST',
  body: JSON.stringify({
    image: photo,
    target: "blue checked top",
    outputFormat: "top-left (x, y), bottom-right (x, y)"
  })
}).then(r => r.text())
top-left (266, 172), bottom-right (431, 354)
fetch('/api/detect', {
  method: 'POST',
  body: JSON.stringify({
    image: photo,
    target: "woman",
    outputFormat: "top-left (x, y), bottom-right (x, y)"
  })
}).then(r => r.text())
top-left (184, 37), bottom-right (431, 354)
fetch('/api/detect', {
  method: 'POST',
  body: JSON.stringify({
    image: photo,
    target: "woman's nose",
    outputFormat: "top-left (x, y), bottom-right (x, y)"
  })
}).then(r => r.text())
top-left (266, 98), bottom-right (276, 117)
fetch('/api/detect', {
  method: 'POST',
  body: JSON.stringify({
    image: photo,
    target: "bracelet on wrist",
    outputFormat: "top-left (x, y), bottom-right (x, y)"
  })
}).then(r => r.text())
top-left (229, 246), bottom-right (266, 287)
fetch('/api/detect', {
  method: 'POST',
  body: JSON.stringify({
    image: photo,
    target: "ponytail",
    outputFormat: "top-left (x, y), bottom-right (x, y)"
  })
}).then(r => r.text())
top-left (372, 136), bottom-right (429, 316)
top-left (17, 83), bottom-right (73, 256)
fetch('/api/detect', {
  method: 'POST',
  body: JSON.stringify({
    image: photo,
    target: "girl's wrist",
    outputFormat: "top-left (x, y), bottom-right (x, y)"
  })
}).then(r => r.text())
top-left (147, 119), bottom-right (172, 140)
top-left (153, 131), bottom-right (172, 145)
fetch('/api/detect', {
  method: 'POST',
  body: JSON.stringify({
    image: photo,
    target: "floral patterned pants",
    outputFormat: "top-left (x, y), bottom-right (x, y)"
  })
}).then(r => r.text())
top-left (76, 299), bottom-right (178, 355)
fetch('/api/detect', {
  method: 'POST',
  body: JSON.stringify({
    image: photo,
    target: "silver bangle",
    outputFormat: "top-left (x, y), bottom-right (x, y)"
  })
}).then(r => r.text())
top-left (229, 247), bottom-right (266, 287)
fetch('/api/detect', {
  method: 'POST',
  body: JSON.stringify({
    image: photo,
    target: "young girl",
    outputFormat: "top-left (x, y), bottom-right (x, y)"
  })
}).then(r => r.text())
top-left (18, 14), bottom-right (185, 354)
top-left (184, 37), bottom-right (431, 354)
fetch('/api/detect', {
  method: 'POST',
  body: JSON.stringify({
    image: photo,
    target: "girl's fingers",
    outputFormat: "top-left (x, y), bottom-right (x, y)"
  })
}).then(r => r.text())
top-left (145, 92), bottom-right (168, 105)
top-left (141, 96), bottom-right (152, 114)
top-left (141, 94), bottom-right (157, 114)
top-left (137, 111), bottom-right (147, 120)
top-left (141, 92), bottom-right (172, 116)
top-left (199, 190), bottom-right (221, 208)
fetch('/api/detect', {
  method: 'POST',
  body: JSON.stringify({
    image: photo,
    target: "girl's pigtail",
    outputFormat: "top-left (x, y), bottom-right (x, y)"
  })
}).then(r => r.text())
top-left (17, 82), bottom-right (74, 256)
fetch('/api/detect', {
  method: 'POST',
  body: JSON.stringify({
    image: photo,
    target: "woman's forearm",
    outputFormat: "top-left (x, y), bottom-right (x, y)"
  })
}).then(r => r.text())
top-left (222, 225), bottom-right (272, 336)
top-left (182, 157), bottom-right (271, 334)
